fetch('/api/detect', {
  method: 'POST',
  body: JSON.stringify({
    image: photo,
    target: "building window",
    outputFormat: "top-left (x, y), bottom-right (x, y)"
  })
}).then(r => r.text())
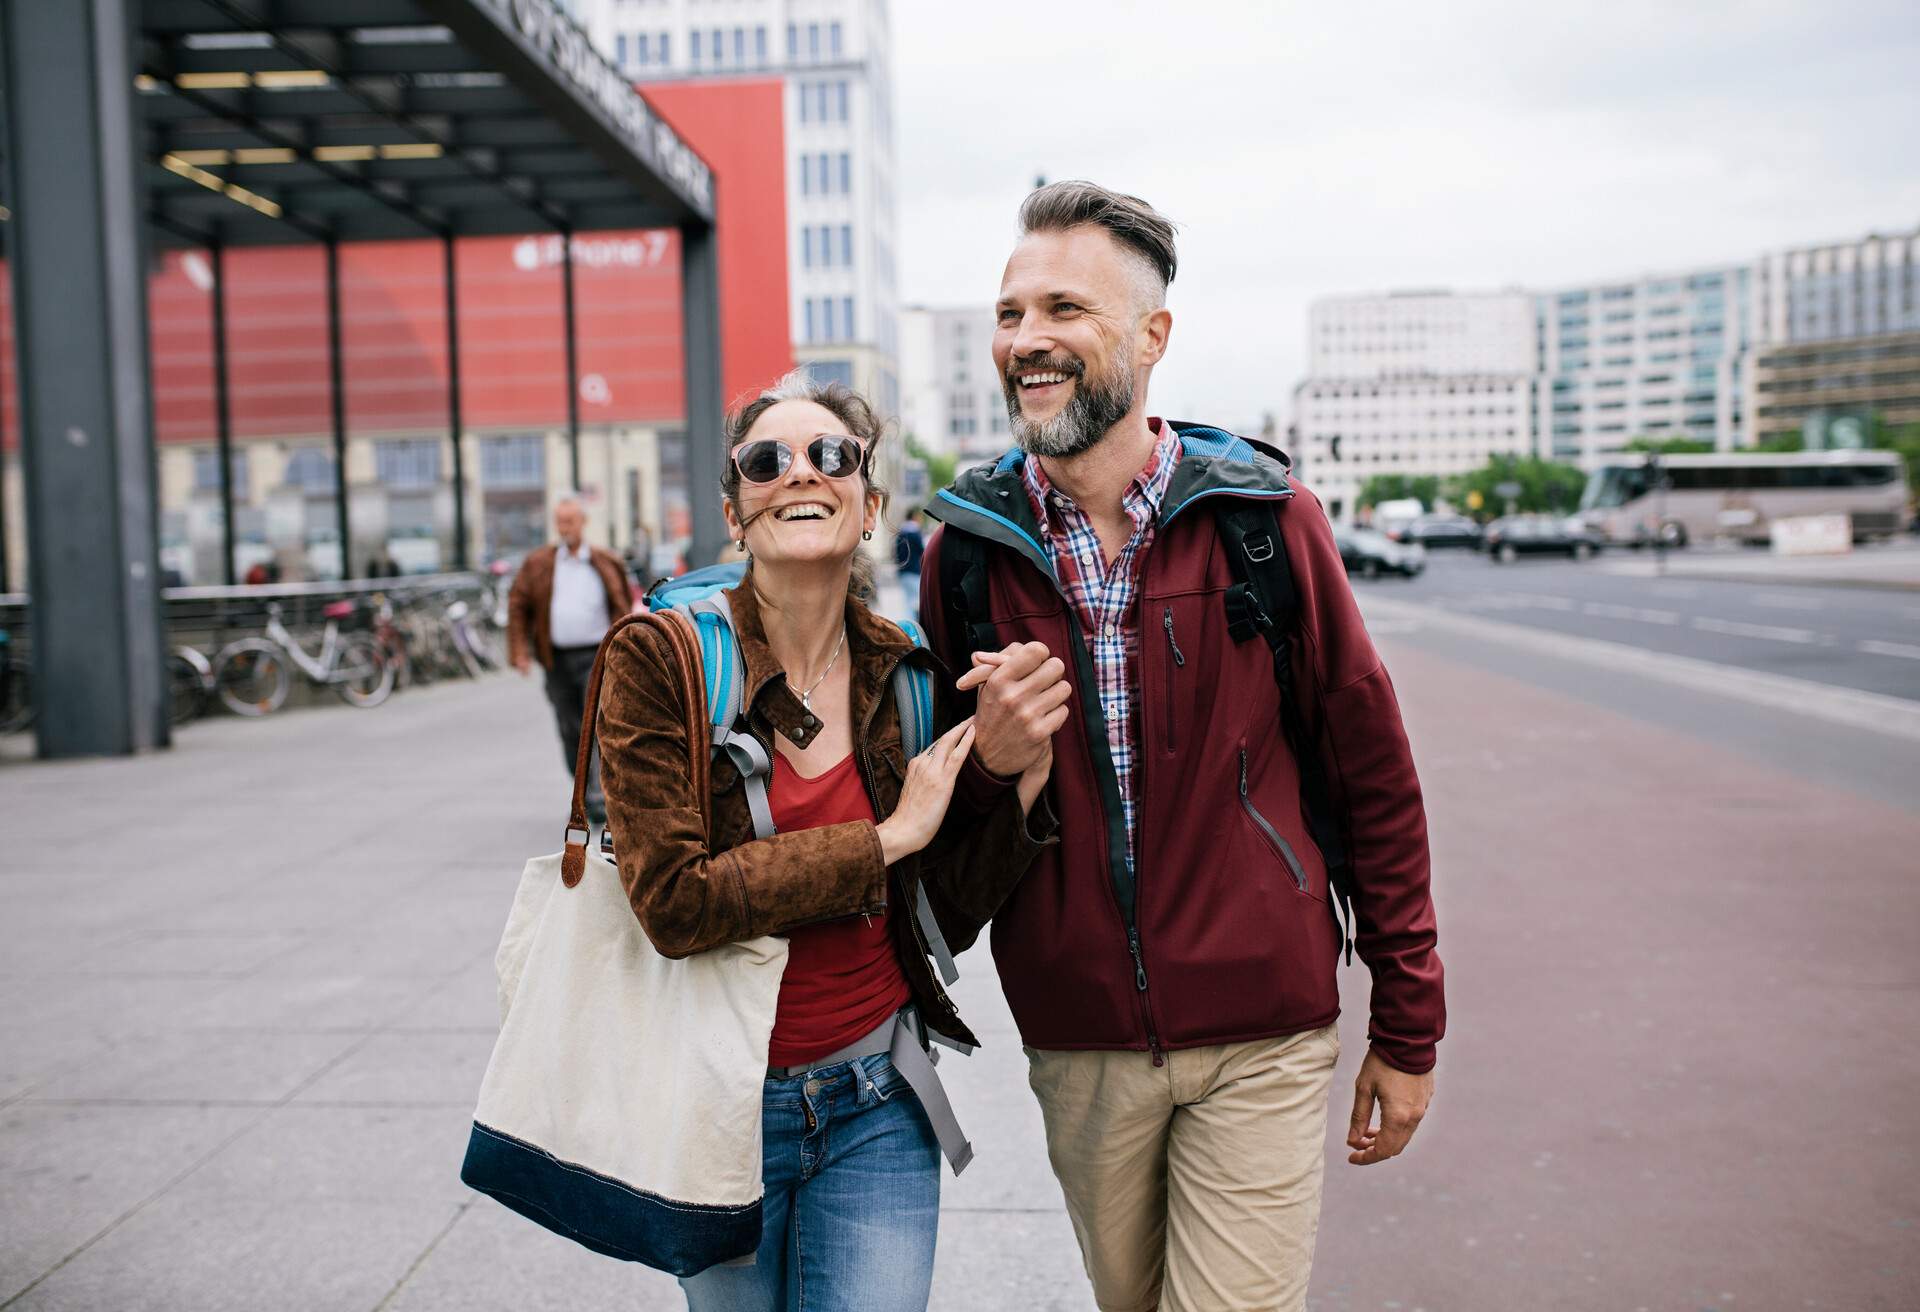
top-left (842, 297), bottom-right (855, 340)
top-left (830, 21), bottom-right (843, 57)
top-left (818, 151), bottom-right (833, 193)
top-left (816, 224), bottom-right (832, 267)
top-left (836, 80), bottom-right (849, 121)
top-left (840, 224), bottom-right (853, 267)
top-left (376, 439), bottom-right (440, 489)
top-left (798, 84), bottom-right (809, 124)
top-left (837, 152), bottom-right (850, 194)
top-left (711, 28), bottom-right (724, 66)
top-left (690, 29), bottom-right (702, 64)
top-left (659, 32), bottom-right (670, 64)
top-left (283, 446), bottom-right (337, 494)
top-left (733, 27), bottom-right (746, 65)
top-left (822, 297), bottom-right (837, 341)
top-left (808, 23), bottom-right (820, 60)
top-left (786, 24), bottom-right (797, 60)
top-left (615, 33), bottom-right (627, 66)
top-left (804, 299), bottom-right (816, 343)
top-left (802, 227), bottom-right (813, 268)
top-left (481, 435), bottom-right (545, 489)
top-left (195, 447), bottom-right (248, 493)
top-left (755, 26), bottom-right (767, 65)
top-left (799, 154), bottom-right (811, 195)
top-left (806, 360), bottom-right (854, 388)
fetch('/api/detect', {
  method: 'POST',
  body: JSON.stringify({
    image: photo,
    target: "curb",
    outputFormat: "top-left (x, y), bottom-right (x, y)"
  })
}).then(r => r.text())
top-left (1358, 593), bottom-right (1920, 744)
top-left (1597, 562), bottom-right (1920, 593)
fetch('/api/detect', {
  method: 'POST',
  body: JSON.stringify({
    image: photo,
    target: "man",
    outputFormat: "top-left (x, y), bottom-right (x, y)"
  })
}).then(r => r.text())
top-left (894, 508), bottom-right (926, 622)
top-left (920, 182), bottom-right (1444, 1312)
top-left (508, 495), bottom-right (633, 823)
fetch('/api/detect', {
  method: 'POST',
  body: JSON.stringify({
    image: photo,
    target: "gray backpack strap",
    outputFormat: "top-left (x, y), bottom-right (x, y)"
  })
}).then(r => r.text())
top-left (889, 617), bottom-right (960, 988)
top-left (685, 594), bottom-right (777, 841)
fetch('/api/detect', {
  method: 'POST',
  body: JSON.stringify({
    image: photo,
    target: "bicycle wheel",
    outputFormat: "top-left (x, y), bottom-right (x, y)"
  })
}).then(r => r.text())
top-left (334, 633), bottom-right (395, 708)
top-left (166, 648), bottom-right (211, 725)
top-left (213, 638), bottom-right (290, 716)
top-left (0, 657), bottom-right (33, 734)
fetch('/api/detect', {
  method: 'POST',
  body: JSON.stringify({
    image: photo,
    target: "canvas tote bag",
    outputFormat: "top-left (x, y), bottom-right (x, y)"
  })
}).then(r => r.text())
top-left (460, 610), bottom-right (789, 1275)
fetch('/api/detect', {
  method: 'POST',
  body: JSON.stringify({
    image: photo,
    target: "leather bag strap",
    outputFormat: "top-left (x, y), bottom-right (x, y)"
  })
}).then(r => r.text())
top-left (561, 609), bottom-right (709, 889)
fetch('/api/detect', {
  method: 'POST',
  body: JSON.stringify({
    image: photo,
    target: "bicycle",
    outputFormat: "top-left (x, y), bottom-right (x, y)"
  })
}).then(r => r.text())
top-left (212, 600), bottom-right (394, 716)
top-left (0, 628), bottom-right (31, 734)
top-left (167, 645), bottom-right (215, 725)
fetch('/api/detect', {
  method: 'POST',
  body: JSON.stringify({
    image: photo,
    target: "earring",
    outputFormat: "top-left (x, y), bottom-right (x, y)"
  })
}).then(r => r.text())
top-left (862, 530), bottom-right (873, 541)
top-left (736, 538), bottom-right (747, 552)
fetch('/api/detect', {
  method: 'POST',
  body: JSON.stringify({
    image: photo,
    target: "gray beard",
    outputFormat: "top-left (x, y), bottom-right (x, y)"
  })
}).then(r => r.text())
top-left (1005, 360), bottom-right (1136, 458)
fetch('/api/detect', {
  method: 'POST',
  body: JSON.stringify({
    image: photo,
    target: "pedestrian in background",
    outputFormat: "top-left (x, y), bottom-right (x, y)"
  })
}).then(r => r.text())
top-left (895, 508), bottom-right (926, 623)
top-left (921, 181), bottom-right (1445, 1312)
top-left (508, 494), bottom-right (633, 824)
top-left (596, 371), bottom-right (1063, 1309)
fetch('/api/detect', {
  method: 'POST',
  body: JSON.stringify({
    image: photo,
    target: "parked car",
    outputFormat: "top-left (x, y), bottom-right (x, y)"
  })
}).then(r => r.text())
top-left (1484, 514), bottom-right (1604, 563)
top-left (1334, 526), bottom-right (1426, 578)
top-left (1404, 513), bottom-right (1483, 550)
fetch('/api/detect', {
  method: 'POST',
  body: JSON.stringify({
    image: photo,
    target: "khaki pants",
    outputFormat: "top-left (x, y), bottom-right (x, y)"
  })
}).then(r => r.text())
top-left (1025, 1025), bottom-right (1340, 1312)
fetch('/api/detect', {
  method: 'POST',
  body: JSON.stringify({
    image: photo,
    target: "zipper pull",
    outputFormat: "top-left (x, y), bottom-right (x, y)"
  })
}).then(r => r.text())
top-left (1162, 608), bottom-right (1186, 666)
top-left (1128, 927), bottom-right (1149, 992)
top-left (1238, 747), bottom-right (1249, 797)
top-left (1150, 1039), bottom-right (1165, 1068)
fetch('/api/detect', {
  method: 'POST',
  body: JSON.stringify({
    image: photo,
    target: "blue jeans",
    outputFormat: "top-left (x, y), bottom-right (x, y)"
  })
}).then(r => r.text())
top-left (680, 1053), bottom-right (941, 1312)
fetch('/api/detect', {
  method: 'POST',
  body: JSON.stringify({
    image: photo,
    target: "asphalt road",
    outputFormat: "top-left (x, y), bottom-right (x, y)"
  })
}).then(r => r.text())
top-left (1359, 549), bottom-right (1920, 701)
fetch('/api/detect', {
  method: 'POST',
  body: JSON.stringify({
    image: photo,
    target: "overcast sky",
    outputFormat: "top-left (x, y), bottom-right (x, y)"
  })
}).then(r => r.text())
top-left (891, 0), bottom-right (1920, 434)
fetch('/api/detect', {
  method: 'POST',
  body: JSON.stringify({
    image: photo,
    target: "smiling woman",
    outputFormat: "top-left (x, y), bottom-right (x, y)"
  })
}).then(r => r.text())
top-left (594, 366), bottom-right (1060, 1310)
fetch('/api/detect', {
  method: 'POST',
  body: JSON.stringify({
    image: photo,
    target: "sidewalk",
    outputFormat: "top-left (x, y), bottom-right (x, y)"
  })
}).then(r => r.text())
top-left (5, 634), bottom-right (1920, 1308)
top-left (1600, 537), bottom-right (1920, 589)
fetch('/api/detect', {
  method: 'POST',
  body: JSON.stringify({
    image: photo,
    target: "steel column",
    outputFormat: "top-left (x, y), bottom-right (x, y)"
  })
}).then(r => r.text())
top-left (561, 226), bottom-right (581, 492)
top-left (442, 234), bottom-right (469, 570)
top-left (680, 221), bottom-right (725, 569)
top-left (209, 243), bottom-right (237, 585)
top-left (1, 0), bottom-right (167, 754)
top-left (325, 241), bottom-right (351, 578)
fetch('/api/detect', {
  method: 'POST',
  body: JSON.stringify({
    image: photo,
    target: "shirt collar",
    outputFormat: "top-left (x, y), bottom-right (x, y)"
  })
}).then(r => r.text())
top-left (1022, 417), bottom-right (1182, 525)
top-left (558, 540), bottom-right (591, 563)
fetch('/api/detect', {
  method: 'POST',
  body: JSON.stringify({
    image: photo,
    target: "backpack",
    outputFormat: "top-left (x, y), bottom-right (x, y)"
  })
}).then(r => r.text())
top-left (935, 432), bottom-right (1359, 963)
top-left (644, 562), bottom-right (959, 986)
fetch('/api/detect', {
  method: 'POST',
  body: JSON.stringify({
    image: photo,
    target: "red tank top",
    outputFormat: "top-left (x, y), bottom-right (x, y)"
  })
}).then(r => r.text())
top-left (764, 752), bottom-right (912, 1066)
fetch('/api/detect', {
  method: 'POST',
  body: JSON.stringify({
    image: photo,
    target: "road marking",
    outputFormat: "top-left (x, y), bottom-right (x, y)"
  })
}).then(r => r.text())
top-left (1860, 639), bottom-right (1920, 661)
top-left (1751, 592), bottom-right (1826, 612)
top-left (1582, 602), bottom-right (1680, 625)
top-left (1356, 594), bottom-right (1920, 744)
top-left (1689, 616), bottom-right (1820, 644)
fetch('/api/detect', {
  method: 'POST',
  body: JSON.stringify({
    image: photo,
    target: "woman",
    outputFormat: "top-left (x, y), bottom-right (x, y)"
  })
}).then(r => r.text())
top-left (597, 371), bottom-right (1061, 1311)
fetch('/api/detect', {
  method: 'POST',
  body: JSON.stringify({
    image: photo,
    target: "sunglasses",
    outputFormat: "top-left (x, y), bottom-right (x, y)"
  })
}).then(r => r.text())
top-left (731, 434), bottom-right (870, 485)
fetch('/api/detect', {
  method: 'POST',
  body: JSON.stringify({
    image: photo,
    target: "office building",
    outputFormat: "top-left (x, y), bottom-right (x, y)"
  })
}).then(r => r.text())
top-left (574, 0), bottom-right (903, 416)
top-left (898, 305), bottom-right (1010, 467)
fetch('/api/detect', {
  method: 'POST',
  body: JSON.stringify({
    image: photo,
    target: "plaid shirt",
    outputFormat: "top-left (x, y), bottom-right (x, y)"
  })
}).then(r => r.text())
top-left (1021, 419), bottom-right (1181, 871)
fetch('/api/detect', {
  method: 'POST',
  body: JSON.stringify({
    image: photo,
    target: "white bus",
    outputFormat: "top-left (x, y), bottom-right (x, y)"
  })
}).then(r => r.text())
top-left (1576, 450), bottom-right (1909, 547)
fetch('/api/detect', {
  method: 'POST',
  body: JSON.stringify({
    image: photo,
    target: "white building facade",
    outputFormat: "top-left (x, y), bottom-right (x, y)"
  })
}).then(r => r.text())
top-left (898, 305), bottom-right (1011, 467)
top-left (573, 0), bottom-right (902, 414)
top-left (1292, 291), bottom-right (1539, 522)
top-left (1536, 264), bottom-right (1752, 463)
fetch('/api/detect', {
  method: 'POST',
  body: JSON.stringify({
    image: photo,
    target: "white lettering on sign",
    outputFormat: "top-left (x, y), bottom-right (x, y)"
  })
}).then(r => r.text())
top-left (476, 0), bottom-right (712, 212)
top-left (510, 233), bottom-right (673, 272)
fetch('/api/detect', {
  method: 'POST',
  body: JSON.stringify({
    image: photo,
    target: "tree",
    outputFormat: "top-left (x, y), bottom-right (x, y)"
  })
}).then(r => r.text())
top-left (1357, 474), bottom-right (1440, 511)
top-left (1622, 435), bottom-right (1714, 455)
top-left (900, 433), bottom-right (957, 503)
top-left (1448, 455), bottom-right (1587, 517)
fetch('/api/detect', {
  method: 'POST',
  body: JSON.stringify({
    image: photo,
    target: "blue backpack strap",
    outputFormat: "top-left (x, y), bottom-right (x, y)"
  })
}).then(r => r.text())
top-left (888, 617), bottom-right (960, 988)
top-left (683, 593), bottom-right (776, 841)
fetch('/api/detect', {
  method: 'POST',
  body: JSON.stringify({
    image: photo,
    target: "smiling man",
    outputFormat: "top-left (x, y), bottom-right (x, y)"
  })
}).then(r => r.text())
top-left (919, 182), bottom-right (1446, 1312)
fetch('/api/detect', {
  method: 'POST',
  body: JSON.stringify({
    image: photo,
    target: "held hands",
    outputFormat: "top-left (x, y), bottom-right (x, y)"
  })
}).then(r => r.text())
top-left (874, 720), bottom-right (977, 865)
top-left (1346, 1048), bottom-right (1435, 1166)
top-left (956, 642), bottom-right (1072, 778)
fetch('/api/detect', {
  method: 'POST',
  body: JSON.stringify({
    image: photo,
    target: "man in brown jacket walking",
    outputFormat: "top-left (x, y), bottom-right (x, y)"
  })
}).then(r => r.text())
top-left (508, 495), bottom-right (633, 823)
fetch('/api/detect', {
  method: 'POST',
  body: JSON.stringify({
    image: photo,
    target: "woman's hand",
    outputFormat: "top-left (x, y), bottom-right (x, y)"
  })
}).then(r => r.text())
top-left (875, 719), bottom-right (977, 865)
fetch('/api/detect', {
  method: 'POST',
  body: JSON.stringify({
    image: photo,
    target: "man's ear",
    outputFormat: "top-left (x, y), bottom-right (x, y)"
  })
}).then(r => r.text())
top-left (1139, 306), bottom-right (1172, 368)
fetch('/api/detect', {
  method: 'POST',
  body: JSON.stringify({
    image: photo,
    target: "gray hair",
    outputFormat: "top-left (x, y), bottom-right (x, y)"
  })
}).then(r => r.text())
top-left (1019, 180), bottom-right (1179, 308)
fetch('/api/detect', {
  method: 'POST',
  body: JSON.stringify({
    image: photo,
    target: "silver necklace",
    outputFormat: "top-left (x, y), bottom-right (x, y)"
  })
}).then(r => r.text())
top-left (789, 627), bottom-right (847, 713)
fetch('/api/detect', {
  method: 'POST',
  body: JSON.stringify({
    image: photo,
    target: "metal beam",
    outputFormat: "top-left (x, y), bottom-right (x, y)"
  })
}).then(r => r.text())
top-left (2, 0), bottom-right (168, 754)
top-left (209, 243), bottom-right (237, 585)
top-left (325, 240), bottom-right (351, 579)
top-left (680, 221), bottom-right (725, 569)
top-left (443, 234), bottom-right (469, 570)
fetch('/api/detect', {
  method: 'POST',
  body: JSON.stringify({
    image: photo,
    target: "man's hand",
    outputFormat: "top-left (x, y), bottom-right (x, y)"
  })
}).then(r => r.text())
top-left (954, 641), bottom-right (1071, 777)
top-left (1346, 1048), bottom-right (1434, 1165)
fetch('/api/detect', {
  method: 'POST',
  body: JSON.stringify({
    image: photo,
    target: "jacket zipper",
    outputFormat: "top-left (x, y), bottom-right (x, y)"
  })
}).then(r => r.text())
top-left (1239, 748), bottom-right (1307, 892)
top-left (1161, 607), bottom-right (1184, 754)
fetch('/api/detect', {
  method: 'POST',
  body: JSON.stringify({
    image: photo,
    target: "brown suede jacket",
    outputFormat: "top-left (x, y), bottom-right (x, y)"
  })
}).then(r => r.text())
top-left (507, 542), bottom-right (634, 671)
top-left (595, 575), bottom-right (1059, 1049)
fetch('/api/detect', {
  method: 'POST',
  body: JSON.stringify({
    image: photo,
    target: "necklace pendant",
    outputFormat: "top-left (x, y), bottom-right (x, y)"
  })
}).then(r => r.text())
top-left (800, 692), bottom-right (813, 713)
